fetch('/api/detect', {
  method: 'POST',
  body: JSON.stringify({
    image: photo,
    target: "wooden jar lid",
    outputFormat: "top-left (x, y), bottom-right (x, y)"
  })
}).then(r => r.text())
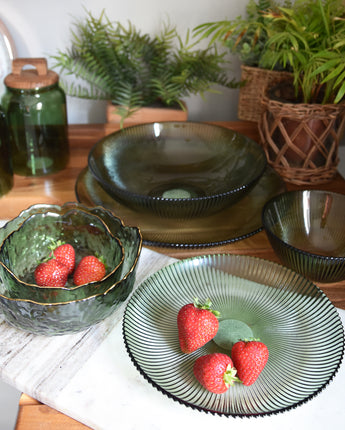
top-left (4, 58), bottom-right (59, 90)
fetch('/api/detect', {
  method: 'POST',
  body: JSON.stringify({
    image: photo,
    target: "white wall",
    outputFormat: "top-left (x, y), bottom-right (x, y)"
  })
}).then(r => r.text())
top-left (0, 0), bottom-right (247, 124)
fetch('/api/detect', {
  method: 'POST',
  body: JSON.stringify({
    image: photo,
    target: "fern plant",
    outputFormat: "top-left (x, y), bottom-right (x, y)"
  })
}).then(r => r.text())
top-left (52, 10), bottom-right (238, 123)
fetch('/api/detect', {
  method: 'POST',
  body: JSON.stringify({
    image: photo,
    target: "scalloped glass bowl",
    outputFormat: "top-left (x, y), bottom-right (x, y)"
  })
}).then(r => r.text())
top-left (0, 203), bottom-right (142, 335)
top-left (262, 190), bottom-right (345, 283)
top-left (88, 122), bottom-right (267, 219)
top-left (0, 207), bottom-right (124, 302)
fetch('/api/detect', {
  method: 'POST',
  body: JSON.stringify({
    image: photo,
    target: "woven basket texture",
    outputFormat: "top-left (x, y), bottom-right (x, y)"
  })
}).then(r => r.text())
top-left (259, 94), bottom-right (345, 185)
top-left (238, 65), bottom-right (292, 122)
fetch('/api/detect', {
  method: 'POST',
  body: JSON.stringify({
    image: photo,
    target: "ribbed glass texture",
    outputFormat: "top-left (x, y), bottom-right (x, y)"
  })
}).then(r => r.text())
top-left (262, 190), bottom-right (345, 283)
top-left (123, 254), bottom-right (344, 416)
top-left (88, 122), bottom-right (267, 219)
top-left (75, 167), bottom-right (285, 248)
top-left (76, 166), bottom-right (285, 247)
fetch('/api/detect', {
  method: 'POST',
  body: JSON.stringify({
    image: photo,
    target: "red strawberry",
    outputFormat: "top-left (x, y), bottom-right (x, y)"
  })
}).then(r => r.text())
top-left (49, 242), bottom-right (75, 275)
top-left (193, 353), bottom-right (240, 394)
top-left (34, 259), bottom-right (69, 288)
top-left (73, 255), bottom-right (106, 286)
top-left (177, 298), bottom-right (219, 354)
top-left (231, 340), bottom-right (269, 386)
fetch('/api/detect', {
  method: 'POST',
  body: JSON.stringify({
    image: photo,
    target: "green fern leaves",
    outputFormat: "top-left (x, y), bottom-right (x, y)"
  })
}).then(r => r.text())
top-left (52, 10), bottom-right (239, 122)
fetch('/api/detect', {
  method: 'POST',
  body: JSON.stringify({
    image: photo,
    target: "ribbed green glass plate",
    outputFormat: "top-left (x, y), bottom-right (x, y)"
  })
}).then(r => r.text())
top-left (123, 254), bottom-right (344, 416)
top-left (76, 166), bottom-right (285, 247)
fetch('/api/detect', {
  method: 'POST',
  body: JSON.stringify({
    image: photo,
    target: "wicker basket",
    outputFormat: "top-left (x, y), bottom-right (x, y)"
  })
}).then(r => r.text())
top-left (238, 65), bottom-right (292, 122)
top-left (259, 88), bottom-right (345, 185)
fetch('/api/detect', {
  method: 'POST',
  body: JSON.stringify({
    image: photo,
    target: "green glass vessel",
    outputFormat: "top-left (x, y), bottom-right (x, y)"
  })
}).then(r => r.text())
top-left (0, 106), bottom-right (13, 196)
top-left (1, 58), bottom-right (69, 176)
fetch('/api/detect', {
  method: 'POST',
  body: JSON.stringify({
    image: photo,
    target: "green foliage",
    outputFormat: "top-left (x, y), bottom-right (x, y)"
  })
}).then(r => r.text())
top-left (52, 10), bottom-right (238, 122)
top-left (194, 0), bottom-right (345, 104)
top-left (194, 0), bottom-right (286, 68)
top-left (262, 0), bottom-right (345, 103)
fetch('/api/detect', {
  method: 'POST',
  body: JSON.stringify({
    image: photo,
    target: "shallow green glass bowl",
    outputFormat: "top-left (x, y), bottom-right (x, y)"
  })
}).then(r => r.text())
top-left (123, 254), bottom-right (344, 416)
top-left (88, 122), bottom-right (267, 219)
top-left (262, 190), bottom-right (345, 283)
top-left (0, 203), bottom-right (142, 335)
top-left (0, 208), bottom-right (124, 302)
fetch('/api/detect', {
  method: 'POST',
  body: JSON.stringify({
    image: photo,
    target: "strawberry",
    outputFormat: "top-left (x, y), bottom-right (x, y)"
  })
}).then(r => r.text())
top-left (73, 255), bottom-right (106, 286)
top-left (49, 241), bottom-right (75, 275)
top-left (34, 259), bottom-right (69, 288)
top-left (177, 298), bottom-right (219, 354)
top-left (193, 353), bottom-right (240, 394)
top-left (231, 340), bottom-right (269, 386)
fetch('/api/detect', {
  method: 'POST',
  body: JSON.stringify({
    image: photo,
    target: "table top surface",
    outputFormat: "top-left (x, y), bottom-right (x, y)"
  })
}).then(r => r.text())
top-left (1, 121), bottom-right (343, 430)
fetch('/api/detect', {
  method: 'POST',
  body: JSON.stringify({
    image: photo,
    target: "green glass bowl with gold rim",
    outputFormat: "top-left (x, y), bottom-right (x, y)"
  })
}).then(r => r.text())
top-left (0, 203), bottom-right (142, 335)
top-left (0, 207), bottom-right (124, 302)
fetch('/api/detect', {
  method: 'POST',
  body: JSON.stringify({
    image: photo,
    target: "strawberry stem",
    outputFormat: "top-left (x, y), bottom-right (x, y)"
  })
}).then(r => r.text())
top-left (41, 239), bottom-right (65, 263)
top-left (48, 239), bottom-right (65, 252)
top-left (95, 254), bottom-right (107, 270)
top-left (240, 338), bottom-right (261, 342)
top-left (193, 297), bottom-right (220, 317)
top-left (223, 365), bottom-right (242, 387)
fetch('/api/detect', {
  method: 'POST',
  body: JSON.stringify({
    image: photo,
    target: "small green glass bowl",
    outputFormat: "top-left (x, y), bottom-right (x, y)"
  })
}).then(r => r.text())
top-left (0, 207), bottom-right (124, 302)
top-left (0, 203), bottom-right (142, 335)
top-left (262, 190), bottom-right (345, 283)
top-left (88, 122), bottom-right (267, 219)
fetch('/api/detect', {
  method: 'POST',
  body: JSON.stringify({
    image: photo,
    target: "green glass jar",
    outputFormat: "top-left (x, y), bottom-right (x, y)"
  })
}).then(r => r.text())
top-left (0, 106), bottom-right (13, 196)
top-left (1, 58), bottom-right (69, 176)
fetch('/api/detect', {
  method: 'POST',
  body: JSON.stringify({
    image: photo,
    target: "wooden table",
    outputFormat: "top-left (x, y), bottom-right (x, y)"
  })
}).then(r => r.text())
top-left (2, 122), bottom-right (343, 430)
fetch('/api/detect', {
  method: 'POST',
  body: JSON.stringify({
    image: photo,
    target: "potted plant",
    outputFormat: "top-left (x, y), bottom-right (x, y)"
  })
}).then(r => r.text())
top-left (258, 0), bottom-right (345, 185)
top-left (194, 0), bottom-right (292, 122)
top-left (52, 10), bottom-right (238, 127)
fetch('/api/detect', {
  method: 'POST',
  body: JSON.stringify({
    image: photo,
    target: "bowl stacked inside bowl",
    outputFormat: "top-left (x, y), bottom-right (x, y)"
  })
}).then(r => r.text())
top-left (0, 202), bottom-right (142, 335)
top-left (88, 122), bottom-right (267, 219)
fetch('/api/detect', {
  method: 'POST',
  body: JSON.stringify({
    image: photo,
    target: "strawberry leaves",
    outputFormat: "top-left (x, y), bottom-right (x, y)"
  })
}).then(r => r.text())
top-left (193, 353), bottom-right (240, 394)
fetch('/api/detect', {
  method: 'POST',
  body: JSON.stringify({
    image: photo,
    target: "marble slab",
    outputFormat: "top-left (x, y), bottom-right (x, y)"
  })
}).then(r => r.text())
top-left (0, 246), bottom-right (344, 430)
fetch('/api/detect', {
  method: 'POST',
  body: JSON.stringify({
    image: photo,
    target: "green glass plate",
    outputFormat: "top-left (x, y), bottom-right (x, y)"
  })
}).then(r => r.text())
top-left (123, 254), bottom-right (344, 416)
top-left (75, 166), bottom-right (285, 248)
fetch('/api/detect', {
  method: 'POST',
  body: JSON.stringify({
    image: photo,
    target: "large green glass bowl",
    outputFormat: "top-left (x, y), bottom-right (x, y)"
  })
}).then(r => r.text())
top-left (262, 190), bottom-right (345, 283)
top-left (88, 122), bottom-right (267, 219)
top-left (0, 207), bottom-right (124, 302)
top-left (123, 254), bottom-right (344, 416)
top-left (0, 203), bottom-right (142, 335)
